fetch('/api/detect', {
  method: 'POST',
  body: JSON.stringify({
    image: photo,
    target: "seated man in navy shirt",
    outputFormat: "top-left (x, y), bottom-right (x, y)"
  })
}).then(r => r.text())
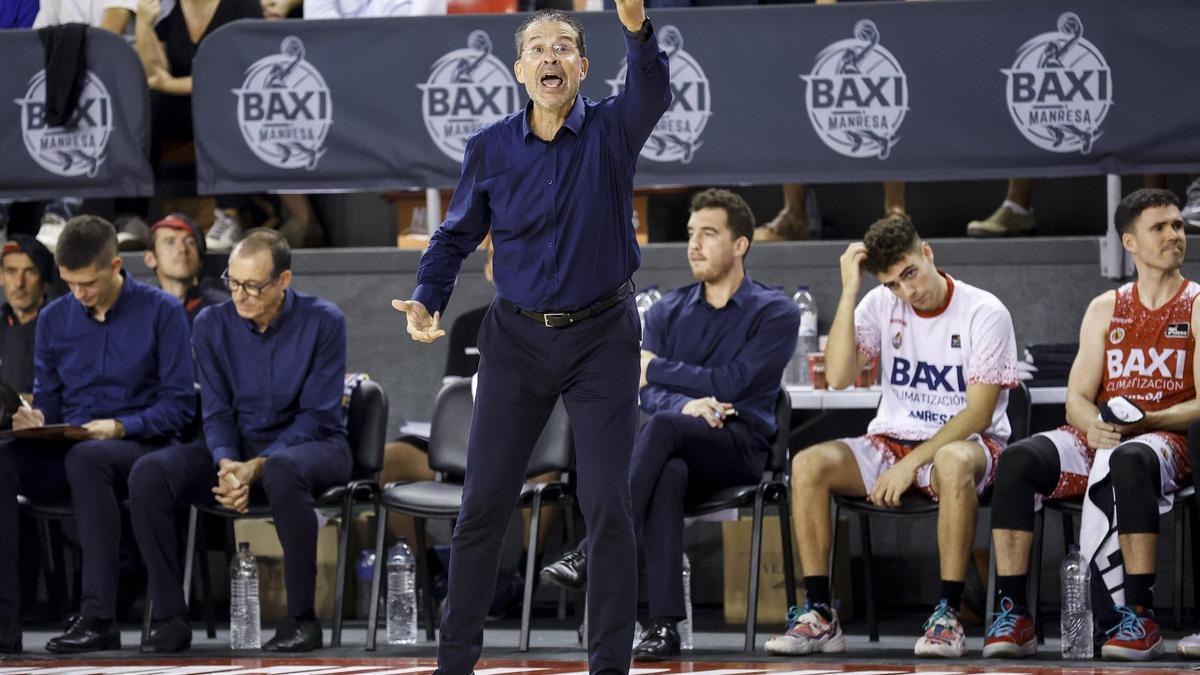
top-left (0, 216), bottom-right (195, 654)
top-left (130, 228), bottom-right (350, 653)
top-left (541, 189), bottom-right (800, 659)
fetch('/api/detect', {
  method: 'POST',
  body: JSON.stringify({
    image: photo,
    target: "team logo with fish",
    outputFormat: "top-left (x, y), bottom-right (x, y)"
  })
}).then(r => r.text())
top-left (420, 30), bottom-right (522, 163)
top-left (607, 25), bottom-right (710, 163)
top-left (802, 19), bottom-right (908, 160)
top-left (1002, 12), bottom-right (1112, 155)
top-left (16, 70), bottom-right (113, 178)
top-left (233, 36), bottom-right (332, 170)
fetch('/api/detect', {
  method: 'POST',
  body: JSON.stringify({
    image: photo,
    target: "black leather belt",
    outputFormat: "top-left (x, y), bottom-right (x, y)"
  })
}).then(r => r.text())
top-left (504, 280), bottom-right (634, 329)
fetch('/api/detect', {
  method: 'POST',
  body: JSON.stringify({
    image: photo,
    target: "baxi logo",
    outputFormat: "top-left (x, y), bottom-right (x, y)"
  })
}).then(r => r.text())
top-left (233, 36), bottom-right (332, 170)
top-left (1003, 12), bottom-right (1112, 155)
top-left (607, 25), bottom-right (709, 163)
top-left (420, 30), bottom-right (522, 163)
top-left (802, 19), bottom-right (907, 160)
top-left (16, 70), bottom-right (113, 178)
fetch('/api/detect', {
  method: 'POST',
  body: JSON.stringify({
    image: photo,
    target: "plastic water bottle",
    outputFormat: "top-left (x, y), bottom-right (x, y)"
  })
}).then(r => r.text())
top-left (784, 286), bottom-right (819, 386)
top-left (229, 542), bottom-right (261, 650)
top-left (635, 285), bottom-right (661, 337)
top-left (1061, 544), bottom-right (1093, 659)
top-left (386, 539), bottom-right (417, 645)
top-left (680, 553), bottom-right (694, 650)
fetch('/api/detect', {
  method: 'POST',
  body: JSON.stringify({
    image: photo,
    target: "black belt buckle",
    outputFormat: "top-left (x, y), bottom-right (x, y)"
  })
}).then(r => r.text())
top-left (543, 312), bottom-right (573, 328)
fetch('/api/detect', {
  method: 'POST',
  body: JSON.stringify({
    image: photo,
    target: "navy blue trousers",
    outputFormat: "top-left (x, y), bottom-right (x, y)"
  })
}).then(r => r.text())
top-left (631, 412), bottom-right (765, 620)
top-left (0, 438), bottom-right (161, 620)
top-left (129, 438), bottom-right (351, 620)
top-left (438, 296), bottom-right (640, 675)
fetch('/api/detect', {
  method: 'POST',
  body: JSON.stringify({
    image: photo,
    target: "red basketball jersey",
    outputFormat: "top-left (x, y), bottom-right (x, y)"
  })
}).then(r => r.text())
top-left (1101, 280), bottom-right (1199, 411)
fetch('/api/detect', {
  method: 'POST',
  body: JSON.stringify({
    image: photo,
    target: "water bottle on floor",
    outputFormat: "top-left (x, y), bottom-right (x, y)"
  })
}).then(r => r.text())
top-left (1061, 544), bottom-right (1093, 659)
top-left (229, 542), bottom-right (261, 650)
top-left (680, 553), bottom-right (694, 650)
top-left (387, 539), bottom-right (417, 645)
top-left (357, 549), bottom-right (375, 619)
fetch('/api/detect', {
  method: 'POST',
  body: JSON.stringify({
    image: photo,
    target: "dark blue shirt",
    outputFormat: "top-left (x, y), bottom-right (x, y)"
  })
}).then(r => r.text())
top-left (641, 276), bottom-right (800, 441)
top-left (193, 290), bottom-right (348, 466)
top-left (34, 272), bottom-right (195, 440)
top-left (413, 26), bottom-right (671, 315)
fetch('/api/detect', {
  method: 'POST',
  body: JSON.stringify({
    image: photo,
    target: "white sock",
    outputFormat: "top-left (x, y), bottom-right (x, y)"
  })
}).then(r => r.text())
top-left (1001, 199), bottom-right (1031, 216)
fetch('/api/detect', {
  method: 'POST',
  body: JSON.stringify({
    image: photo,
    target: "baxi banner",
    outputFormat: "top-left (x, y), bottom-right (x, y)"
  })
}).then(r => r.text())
top-left (0, 28), bottom-right (153, 200)
top-left (186, 0), bottom-right (1200, 194)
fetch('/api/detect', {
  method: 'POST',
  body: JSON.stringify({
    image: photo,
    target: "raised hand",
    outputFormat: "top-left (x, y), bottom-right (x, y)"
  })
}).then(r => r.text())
top-left (840, 242), bottom-right (868, 295)
top-left (391, 299), bottom-right (447, 344)
top-left (613, 0), bottom-right (646, 33)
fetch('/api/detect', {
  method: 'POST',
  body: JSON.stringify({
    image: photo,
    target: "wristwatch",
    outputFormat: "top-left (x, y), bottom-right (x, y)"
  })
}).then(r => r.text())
top-left (625, 17), bottom-right (652, 42)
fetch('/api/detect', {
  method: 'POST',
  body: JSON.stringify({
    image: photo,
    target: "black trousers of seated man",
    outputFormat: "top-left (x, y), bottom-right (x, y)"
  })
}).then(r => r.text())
top-left (129, 439), bottom-right (351, 621)
top-left (0, 438), bottom-right (165, 622)
top-left (629, 412), bottom-right (767, 621)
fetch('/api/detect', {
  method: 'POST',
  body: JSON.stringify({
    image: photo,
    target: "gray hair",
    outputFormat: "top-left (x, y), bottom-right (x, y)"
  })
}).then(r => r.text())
top-left (514, 10), bottom-right (586, 58)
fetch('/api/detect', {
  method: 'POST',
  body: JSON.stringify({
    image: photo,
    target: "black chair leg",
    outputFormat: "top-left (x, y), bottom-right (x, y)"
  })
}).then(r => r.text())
top-left (415, 518), bottom-right (436, 643)
top-left (859, 512), bottom-right (878, 643)
top-left (1033, 508), bottom-right (1049, 644)
top-left (778, 502), bottom-right (798, 611)
top-left (197, 514), bottom-right (216, 639)
top-left (331, 492), bottom-right (355, 647)
top-left (1176, 506), bottom-right (1186, 630)
top-left (828, 500), bottom-right (841, 611)
top-left (520, 492), bottom-right (543, 652)
top-left (745, 488), bottom-right (767, 653)
top-left (366, 506), bottom-right (387, 651)
top-left (47, 523), bottom-right (72, 620)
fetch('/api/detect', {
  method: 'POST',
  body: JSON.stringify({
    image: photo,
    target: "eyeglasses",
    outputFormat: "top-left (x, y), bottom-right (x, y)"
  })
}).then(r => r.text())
top-left (521, 43), bottom-right (578, 59)
top-left (221, 269), bottom-right (280, 297)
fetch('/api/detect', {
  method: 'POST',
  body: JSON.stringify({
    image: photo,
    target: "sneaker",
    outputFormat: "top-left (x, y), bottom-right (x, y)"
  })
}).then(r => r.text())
top-left (754, 209), bottom-right (810, 242)
top-left (205, 209), bottom-right (242, 253)
top-left (35, 213), bottom-right (66, 252)
top-left (914, 599), bottom-right (966, 658)
top-left (1183, 178), bottom-right (1200, 230)
top-left (763, 602), bottom-right (845, 655)
top-left (966, 205), bottom-right (1037, 238)
top-left (1177, 631), bottom-right (1200, 658)
top-left (982, 597), bottom-right (1036, 658)
top-left (1101, 605), bottom-right (1163, 661)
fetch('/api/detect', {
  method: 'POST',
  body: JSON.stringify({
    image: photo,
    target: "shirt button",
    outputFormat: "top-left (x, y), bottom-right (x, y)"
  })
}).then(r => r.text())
top-left (547, 179), bottom-right (553, 185)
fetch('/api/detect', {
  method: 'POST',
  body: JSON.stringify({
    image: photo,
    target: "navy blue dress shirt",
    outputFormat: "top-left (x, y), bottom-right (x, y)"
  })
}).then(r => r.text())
top-left (413, 26), bottom-right (671, 315)
top-left (640, 276), bottom-right (800, 441)
top-left (34, 271), bottom-right (195, 440)
top-left (193, 290), bottom-right (348, 466)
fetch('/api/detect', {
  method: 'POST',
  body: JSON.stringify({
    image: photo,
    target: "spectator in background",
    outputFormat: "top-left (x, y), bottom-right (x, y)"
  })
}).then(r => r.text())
top-left (0, 0), bottom-right (37, 28)
top-left (144, 213), bottom-right (229, 323)
top-left (755, 182), bottom-right (906, 241)
top-left (131, 229), bottom-right (348, 653)
top-left (0, 235), bottom-right (55, 397)
top-left (0, 216), bottom-right (194, 655)
top-left (261, 0), bottom-right (303, 17)
top-left (302, 0), bottom-right (445, 18)
top-left (133, 0), bottom-right (289, 253)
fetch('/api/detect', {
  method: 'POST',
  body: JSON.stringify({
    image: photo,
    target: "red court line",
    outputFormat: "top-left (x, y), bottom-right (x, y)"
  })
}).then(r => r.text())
top-left (0, 659), bottom-right (1189, 675)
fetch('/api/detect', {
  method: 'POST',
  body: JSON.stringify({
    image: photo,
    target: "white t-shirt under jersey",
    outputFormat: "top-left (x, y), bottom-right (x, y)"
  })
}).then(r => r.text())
top-left (854, 273), bottom-right (1019, 442)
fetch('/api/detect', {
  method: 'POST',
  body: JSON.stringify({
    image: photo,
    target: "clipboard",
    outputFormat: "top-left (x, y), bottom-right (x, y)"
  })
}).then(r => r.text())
top-left (0, 424), bottom-right (89, 441)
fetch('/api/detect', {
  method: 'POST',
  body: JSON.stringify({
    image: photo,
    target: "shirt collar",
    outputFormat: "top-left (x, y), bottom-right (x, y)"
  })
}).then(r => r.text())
top-left (689, 274), bottom-right (754, 308)
top-left (76, 269), bottom-right (133, 319)
top-left (521, 95), bottom-right (585, 142)
top-left (241, 288), bottom-right (295, 334)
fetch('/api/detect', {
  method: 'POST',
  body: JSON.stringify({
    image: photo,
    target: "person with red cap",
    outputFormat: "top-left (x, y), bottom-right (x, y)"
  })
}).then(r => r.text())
top-left (0, 235), bottom-right (55, 397)
top-left (145, 213), bottom-right (229, 323)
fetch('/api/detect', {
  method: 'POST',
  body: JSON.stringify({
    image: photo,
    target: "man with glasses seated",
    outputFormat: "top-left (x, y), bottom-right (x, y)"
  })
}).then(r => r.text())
top-left (129, 228), bottom-right (350, 653)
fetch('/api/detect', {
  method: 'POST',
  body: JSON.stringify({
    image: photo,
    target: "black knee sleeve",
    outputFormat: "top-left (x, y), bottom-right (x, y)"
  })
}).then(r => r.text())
top-left (991, 436), bottom-right (1062, 532)
top-left (1110, 442), bottom-right (1161, 535)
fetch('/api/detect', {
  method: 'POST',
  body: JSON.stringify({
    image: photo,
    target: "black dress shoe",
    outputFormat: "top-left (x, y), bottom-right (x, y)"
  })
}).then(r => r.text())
top-left (140, 614), bottom-right (192, 653)
top-left (540, 549), bottom-right (586, 591)
top-left (262, 616), bottom-right (322, 652)
top-left (45, 615), bottom-right (120, 653)
top-left (0, 617), bottom-right (21, 654)
top-left (633, 618), bottom-right (681, 661)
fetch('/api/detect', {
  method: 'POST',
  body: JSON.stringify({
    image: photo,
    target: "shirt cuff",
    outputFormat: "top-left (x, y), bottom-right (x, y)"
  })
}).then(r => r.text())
top-left (411, 283), bottom-right (443, 318)
top-left (646, 356), bottom-right (669, 386)
top-left (624, 19), bottom-right (659, 58)
top-left (211, 446), bottom-right (239, 467)
top-left (116, 415), bottom-right (143, 439)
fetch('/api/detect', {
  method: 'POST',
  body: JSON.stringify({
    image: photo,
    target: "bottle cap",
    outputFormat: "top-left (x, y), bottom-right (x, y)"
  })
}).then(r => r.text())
top-left (238, 541), bottom-right (250, 552)
top-left (1067, 543), bottom-right (1080, 553)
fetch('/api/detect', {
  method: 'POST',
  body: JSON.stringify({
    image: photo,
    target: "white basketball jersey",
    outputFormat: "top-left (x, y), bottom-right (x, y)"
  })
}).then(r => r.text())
top-left (854, 274), bottom-right (1018, 442)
